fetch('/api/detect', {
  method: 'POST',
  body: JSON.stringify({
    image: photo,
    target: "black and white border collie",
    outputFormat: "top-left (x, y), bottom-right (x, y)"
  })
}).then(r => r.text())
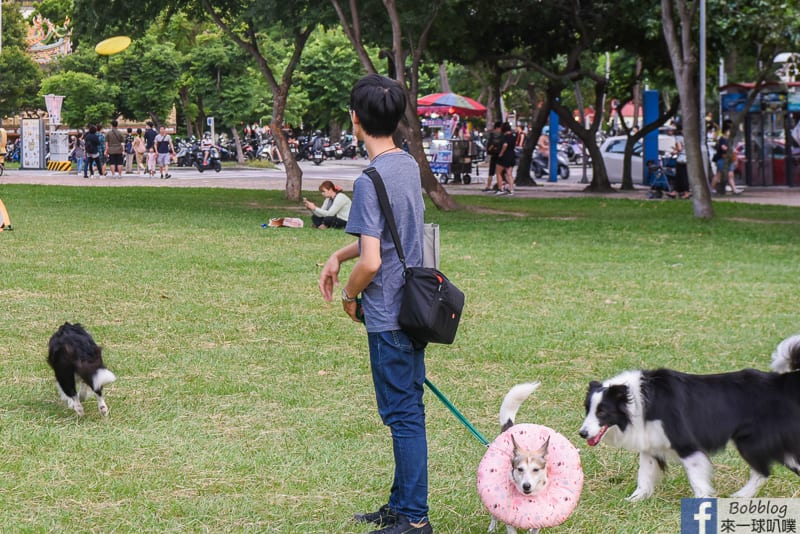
top-left (579, 335), bottom-right (800, 501)
top-left (47, 322), bottom-right (116, 417)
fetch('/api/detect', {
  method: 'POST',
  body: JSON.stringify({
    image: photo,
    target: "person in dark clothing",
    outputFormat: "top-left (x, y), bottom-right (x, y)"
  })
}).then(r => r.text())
top-left (83, 125), bottom-right (102, 178)
top-left (143, 121), bottom-right (157, 152)
top-left (495, 122), bottom-right (517, 195)
top-left (482, 121), bottom-right (503, 192)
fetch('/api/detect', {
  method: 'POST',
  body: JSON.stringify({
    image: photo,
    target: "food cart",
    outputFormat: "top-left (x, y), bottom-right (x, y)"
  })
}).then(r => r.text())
top-left (428, 139), bottom-right (475, 184)
top-left (417, 92), bottom-right (487, 185)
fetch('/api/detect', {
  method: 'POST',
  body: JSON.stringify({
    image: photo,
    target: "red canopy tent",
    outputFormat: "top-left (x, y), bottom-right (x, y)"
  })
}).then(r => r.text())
top-left (417, 92), bottom-right (487, 117)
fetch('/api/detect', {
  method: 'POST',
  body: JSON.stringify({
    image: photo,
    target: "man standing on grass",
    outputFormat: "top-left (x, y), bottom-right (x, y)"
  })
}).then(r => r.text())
top-left (319, 74), bottom-right (431, 534)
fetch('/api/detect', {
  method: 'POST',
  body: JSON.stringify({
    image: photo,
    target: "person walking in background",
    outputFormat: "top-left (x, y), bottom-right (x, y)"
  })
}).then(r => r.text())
top-left (482, 121), bottom-right (503, 193)
top-left (303, 180), bottom-right (351, 229)
top-left (536, 129), bottom-right (550, 164)
top-left (514, 124), bottom-right (526, 159)
top-left (143, 121), bottom-right (157, 153)
top-left (132, 128), bottom-right (146, 174)
top-left (105, 120), bottom-right (125, 178)
top-left (666, 126), bottom-right (691, 199)
top-left (96, 124), bottom-right (108, 176)
top-left (83, 125), bottom-right (102, 178)
top-left (318, 74), bottom-right (432, 534)
top-left (495, 121), bottom-right (517, 195)
top-left (710, 122), bottom-right (739, 195)
top-left (71, 132), bottom-right (86, 175)
top-left (124, 127), bottom-right (135, 174)
top-left (154, 126), bottom-right (174, 179)
top-left (146, 147), bottom-right (157, 177)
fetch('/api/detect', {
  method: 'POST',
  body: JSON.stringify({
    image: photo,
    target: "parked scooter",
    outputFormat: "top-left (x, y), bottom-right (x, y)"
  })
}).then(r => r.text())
top-left (530, 148), bottom-right (570, 180)
top-left (312, 148), bottom-right (324, 166)
top-left (175, 138), bottom-right (196, 167)
top-left (559, 135), bottom-right (589, 165)
top-left (311, 131), bottom-right (326, 165)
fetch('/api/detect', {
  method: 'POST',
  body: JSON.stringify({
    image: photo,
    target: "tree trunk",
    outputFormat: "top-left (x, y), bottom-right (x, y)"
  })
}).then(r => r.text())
top-left (439, 62), bottom-right (450, 93)
top-left (399, 109), bottom-right (459, 211)
top-left (515, 87), bottom-right (547, 186)
top-left (200, 0), bottom-right (308, 201)
top-left (231, 126), bottom-right (245, 165)
top-left (331, 0), bottom-right (458, 211)
top-left (272, 89), bottom-right (302, 201)
top-left (550, 84), bottom-right (613, 192)
top-left (662, 0), bottom-right (713, 218)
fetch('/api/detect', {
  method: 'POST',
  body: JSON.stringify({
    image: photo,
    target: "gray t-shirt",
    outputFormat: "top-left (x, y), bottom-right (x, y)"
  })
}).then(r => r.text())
top-left (346, 151), bottom-right (425, 332)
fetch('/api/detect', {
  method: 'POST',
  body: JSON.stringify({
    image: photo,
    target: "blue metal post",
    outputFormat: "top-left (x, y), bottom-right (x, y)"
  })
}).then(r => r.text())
top-left (549, 111), bottom-right (559, 182)
top-left (643, 90), bottom-right (660, 185)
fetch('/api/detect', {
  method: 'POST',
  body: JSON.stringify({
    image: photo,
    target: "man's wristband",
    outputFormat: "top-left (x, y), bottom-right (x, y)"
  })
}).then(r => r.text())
top-left (341, 288), bottom-right (357, 302)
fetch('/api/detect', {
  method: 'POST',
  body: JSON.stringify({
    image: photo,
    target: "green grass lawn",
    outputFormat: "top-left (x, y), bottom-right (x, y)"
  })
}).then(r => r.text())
top-left (0, 185), bottom-right (798, 533)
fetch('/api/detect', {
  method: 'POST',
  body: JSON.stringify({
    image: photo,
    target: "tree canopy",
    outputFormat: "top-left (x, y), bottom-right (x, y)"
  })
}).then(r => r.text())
top-left (5, 0), bottom-right (800, 216)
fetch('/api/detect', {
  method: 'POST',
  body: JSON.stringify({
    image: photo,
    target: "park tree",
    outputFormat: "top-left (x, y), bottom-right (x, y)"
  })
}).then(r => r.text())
top-left (30, 0), bottom-right (72, 23)
top-left (295, 26), bottom-right (379, 137)
top-left (181, 30), bottom-right (274, 161)
top-left (661, 0), bottom-right (714, 218)
top-left (73, 0), bottom-right (337, 201)
top-left (104, 35), bottom-right (182, 126)
top-left (49, 29), bottom-right (179, 127)
top-left (39, 71), bottom-right (117, 126)
top-left (331, 0), bottom-right (459, 210)
top-left (0, 2), bottom-right (43, 119)
top-left (648, 0), bottom-right (800, 218)
top-left (442, 0), bottom-right (625, 190)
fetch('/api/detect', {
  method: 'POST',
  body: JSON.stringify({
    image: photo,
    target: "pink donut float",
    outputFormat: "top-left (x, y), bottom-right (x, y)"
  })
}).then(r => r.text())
top-left (477, 423), bottom-right (583, 530)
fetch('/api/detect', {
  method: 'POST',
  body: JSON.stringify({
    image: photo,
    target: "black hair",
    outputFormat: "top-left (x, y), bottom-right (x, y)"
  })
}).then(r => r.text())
top-left (501, 122), bottom-right (512, 133)
top-left (494, 121), bottom-right (502, 128)
top-left (349, 74), bottom-right (406, 137)
top-left (111, 119), bottom-right (118, 127)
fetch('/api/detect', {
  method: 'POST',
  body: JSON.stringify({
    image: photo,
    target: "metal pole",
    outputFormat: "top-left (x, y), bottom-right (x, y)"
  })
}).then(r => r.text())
top-left (699, 0), bottom-right (708, 181)
top-left (699, 0), bottom-right (706, 128)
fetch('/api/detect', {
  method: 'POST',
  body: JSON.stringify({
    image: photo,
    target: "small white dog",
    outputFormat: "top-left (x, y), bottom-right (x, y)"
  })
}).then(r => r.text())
top-left (489, 382), bottom-right (549, 534)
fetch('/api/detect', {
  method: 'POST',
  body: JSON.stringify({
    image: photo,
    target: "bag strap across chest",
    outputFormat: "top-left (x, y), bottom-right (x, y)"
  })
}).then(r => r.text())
top-left (363, 166), bottom-right (407, 269)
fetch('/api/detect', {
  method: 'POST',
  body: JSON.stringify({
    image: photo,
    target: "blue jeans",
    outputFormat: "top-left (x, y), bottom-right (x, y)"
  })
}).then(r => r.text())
top-left (368, 330), bottom-right (429, 524)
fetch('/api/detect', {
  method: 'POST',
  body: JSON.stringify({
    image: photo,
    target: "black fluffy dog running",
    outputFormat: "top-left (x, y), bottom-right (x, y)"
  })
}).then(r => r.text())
top-left (47, 322), bottom-right (116, 416)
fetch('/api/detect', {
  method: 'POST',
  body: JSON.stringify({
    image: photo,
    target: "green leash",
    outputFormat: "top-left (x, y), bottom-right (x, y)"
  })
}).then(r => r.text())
top-left (424, 378), bottom-right (490, 447)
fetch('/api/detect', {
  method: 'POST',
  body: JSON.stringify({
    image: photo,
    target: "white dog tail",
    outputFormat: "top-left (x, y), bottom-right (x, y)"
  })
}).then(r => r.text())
top-left (92, 368), bottom-right (117, 390)
top-left (499, 382), bottom-right (540, 431)
top-left (770, 334), bottom-right (800, 374)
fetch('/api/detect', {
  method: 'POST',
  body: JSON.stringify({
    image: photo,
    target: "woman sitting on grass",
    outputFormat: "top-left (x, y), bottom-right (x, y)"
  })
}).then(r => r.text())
top-left (303, 180), bottom-right (351, 229)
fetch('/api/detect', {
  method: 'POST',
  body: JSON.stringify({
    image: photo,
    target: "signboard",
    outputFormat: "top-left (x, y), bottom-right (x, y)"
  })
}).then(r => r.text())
top-left (44, 94), bottom-right (64, 126)
top-left (21, 119), bottom-right (46, 169)
top-left (788, 92), bottom-right (800, 112)
top-left (761, 92), bottom-right (787, 112)
top-left (49, 131), bottom-right (70, 162)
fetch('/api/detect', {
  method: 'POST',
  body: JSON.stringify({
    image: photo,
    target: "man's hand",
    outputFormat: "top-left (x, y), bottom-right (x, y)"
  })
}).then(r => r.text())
top-left (342, 299), bottom-right (360, 322)
top-left (318, 254), bottom-right (341, 302)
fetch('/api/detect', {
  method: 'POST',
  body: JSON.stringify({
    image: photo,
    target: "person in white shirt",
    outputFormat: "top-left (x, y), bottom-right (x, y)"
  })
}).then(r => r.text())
top-left (200, 132), bottom-right (214, 165)
top-left (303, 180), bottom-right (351, 229)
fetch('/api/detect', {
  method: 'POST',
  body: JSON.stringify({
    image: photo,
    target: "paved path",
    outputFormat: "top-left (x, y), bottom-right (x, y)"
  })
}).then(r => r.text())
top-left (3, 161), bottom-right (799, 207)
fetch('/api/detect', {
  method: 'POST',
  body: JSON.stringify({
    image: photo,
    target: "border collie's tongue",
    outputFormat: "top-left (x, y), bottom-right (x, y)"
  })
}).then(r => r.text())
top-left (587, 425), bottom-right (608, 447)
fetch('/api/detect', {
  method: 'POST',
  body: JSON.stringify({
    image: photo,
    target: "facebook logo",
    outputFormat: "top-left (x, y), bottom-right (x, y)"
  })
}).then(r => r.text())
top-left (681, 498), bottom-right (717, 534)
